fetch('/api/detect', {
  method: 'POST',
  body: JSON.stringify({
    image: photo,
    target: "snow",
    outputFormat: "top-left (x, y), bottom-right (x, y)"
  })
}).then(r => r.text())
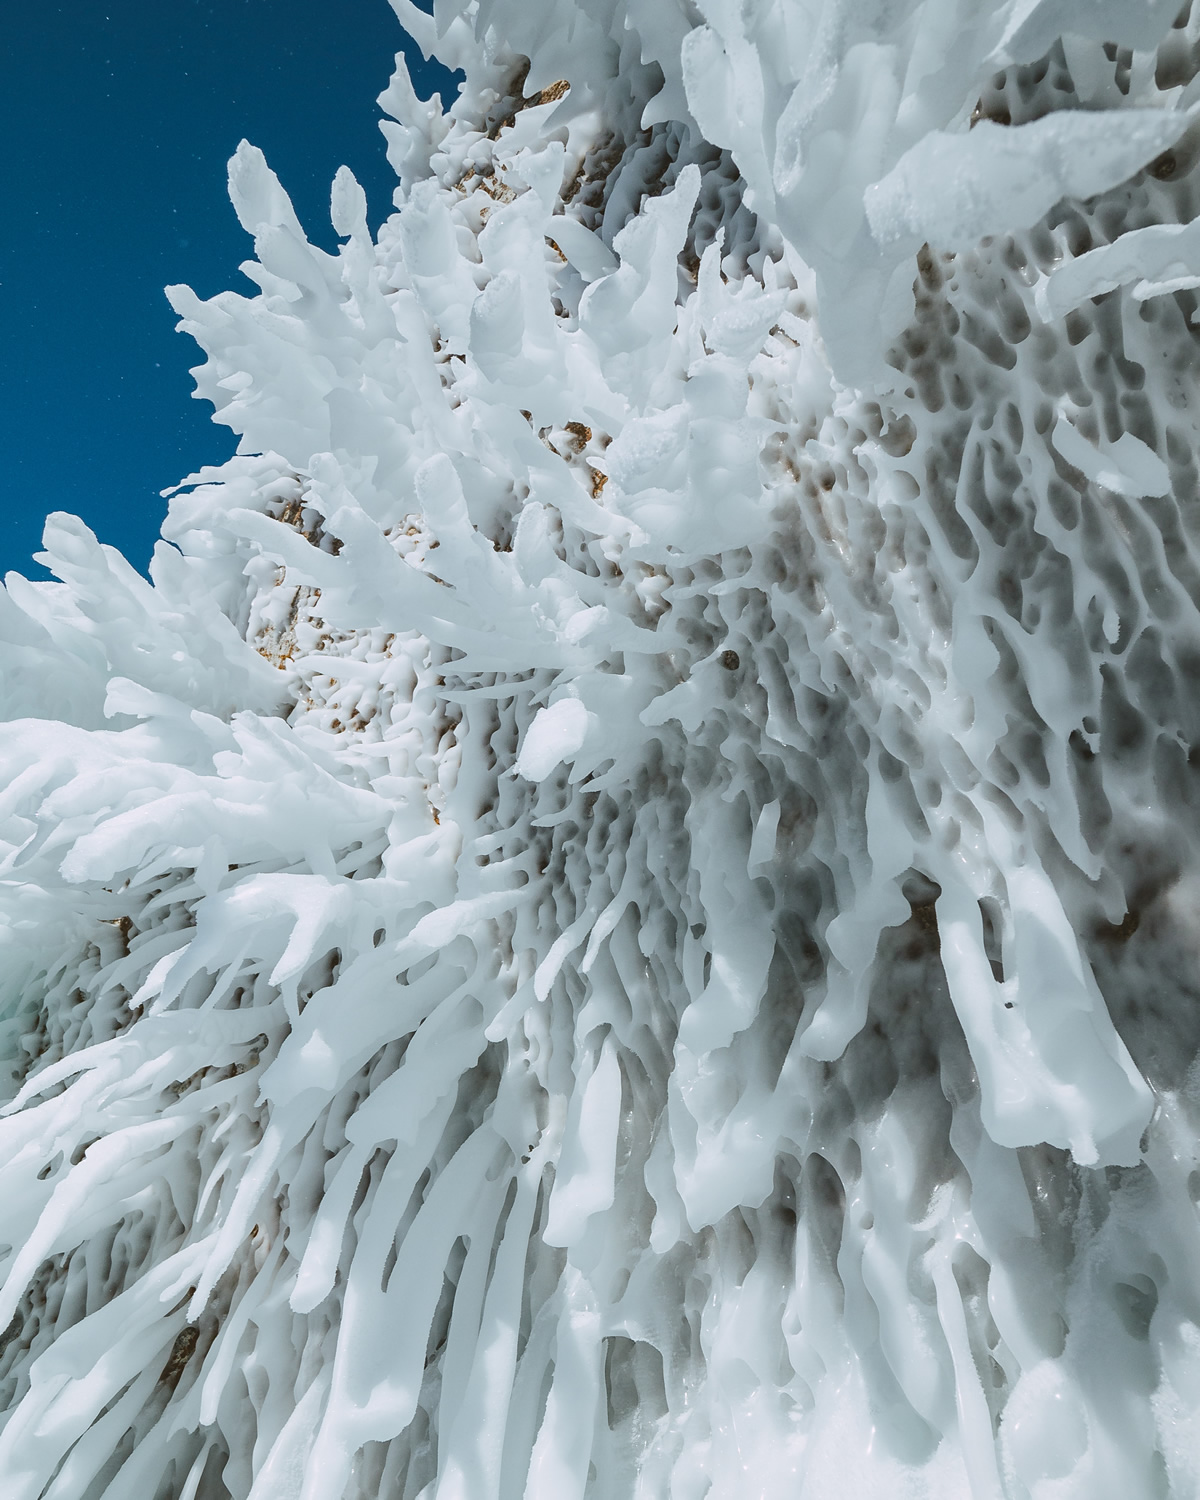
top-left (865, 109), bottom-right (1194, 251)
top-left (4, 1), bottom-right (1200, 1497)
top-left (516, 697), bottom-right (590, 781)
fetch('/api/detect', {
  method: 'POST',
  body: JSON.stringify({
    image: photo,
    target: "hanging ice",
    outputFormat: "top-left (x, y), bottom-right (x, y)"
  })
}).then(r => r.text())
top-left (4, 0), bottom-right (1200, 1495)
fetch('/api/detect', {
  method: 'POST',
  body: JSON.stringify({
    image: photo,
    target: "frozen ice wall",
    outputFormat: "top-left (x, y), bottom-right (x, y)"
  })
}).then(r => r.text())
top-left (5, 0), bottom-right (1200, 1494)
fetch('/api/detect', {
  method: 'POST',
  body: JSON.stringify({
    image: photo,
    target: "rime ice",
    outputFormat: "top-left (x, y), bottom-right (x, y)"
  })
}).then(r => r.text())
top-left (4, 1), bottom-right (1200, 1497)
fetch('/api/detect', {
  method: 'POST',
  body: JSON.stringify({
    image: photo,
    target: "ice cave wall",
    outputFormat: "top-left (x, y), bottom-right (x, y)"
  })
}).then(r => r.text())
top-left (5, 0), bottom-right (1200, 1496)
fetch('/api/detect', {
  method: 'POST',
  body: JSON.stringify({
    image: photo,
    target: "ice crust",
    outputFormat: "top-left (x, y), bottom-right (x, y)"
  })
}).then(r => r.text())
top-left (5, 1), bottom-right (1200, 1496)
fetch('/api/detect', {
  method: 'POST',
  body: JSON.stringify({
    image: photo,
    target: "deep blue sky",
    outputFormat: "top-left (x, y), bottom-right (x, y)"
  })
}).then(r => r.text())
top-left (1, 1), bottom-right (456, 580)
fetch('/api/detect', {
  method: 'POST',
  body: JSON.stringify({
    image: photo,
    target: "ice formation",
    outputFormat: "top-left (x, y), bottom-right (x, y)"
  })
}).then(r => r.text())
top-left (7, 0), bottom-right (1200, 1494)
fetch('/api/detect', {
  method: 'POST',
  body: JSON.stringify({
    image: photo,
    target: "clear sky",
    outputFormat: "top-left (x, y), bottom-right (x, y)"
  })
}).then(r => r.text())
top-left (1, 1), bottom-right (457, 580)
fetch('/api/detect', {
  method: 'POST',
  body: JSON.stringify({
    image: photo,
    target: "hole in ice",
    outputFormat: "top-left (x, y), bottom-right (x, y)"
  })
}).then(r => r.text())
top-left (1097, 909), bottom-right (1140, 944)
top-left (902, 869), bottom-right (941, 905)
top-left (159, 1326), bottom-right (200, 1387)
top-left (978, 898), bottom-right (1005, 983)
top-left (604, 1337), bottom-right (668, 1430)
top-left (902, 870), bottom-right (942, 955)
top-left (0, 1310), bottom-right (20, 1357)
top-left (1112, 1276), bottom-right (1159, 1341)
top-left (422, 1236), bottom-right (468, 1361)
top-left (803, 1153), bottom-right (846, 1272)
top-left (381, 1238), bottom-right (398, 1294)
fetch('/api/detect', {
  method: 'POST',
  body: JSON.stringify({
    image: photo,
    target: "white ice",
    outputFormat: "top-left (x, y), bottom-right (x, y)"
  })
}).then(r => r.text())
top-left (3, 1), bottom-right (1200, 1497)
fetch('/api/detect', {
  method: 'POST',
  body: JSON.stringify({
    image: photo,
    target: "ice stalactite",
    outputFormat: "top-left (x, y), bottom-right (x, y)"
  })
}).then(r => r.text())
top-left (6, 0), bottom-right (1200, 1495)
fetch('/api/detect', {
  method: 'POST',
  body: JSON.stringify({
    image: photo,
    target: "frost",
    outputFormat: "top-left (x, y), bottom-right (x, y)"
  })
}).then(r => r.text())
top-left (5, 1), bottom-right (1200, 1497)
top-left (864, 109), bottom-right (1194, 250)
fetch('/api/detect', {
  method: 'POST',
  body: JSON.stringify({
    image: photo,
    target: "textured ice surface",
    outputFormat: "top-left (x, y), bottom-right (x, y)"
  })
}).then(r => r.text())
top-left (6, 0), bottom-right (1200, 1496)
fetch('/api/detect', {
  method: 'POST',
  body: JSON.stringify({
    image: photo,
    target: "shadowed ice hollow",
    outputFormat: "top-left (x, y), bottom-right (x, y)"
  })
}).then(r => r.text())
top-left (6, 0), bottom-right (1200, 1495)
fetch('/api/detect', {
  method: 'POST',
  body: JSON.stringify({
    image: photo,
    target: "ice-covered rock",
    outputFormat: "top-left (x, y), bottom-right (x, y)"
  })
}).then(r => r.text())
top-left (5, 0), bottom-right (1200, 1495)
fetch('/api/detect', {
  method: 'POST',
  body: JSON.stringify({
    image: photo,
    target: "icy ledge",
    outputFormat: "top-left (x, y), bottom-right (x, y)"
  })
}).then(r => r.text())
top-left (4, 0), bottom-right (1200, 1496)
